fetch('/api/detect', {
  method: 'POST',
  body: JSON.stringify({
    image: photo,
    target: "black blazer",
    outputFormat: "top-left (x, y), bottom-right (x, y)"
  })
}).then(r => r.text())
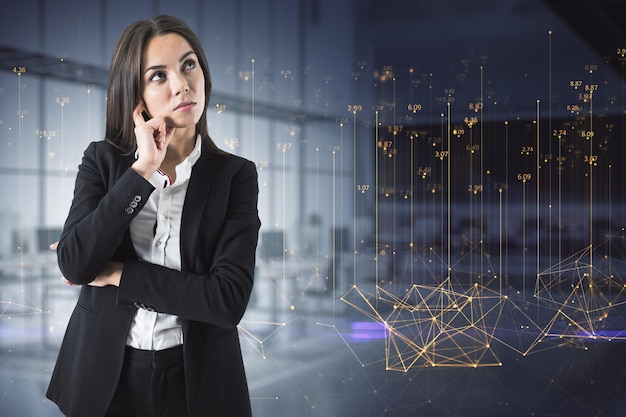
top-left (46, 140), bottom-right (261, 417)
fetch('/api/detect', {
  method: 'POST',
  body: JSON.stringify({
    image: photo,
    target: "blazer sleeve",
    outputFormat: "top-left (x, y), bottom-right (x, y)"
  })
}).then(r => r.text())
top-left (116, 158), bottom-right (261, 328)
top-left (56, 141), bottom-right (155, 285)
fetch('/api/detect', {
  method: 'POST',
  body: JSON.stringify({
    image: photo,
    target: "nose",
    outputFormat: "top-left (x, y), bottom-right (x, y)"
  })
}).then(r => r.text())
top-left (171, 72), bottom-right (189, 95)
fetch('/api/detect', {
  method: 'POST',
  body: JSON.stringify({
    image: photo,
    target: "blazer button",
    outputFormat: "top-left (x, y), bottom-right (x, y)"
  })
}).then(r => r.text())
top-left (133, 195), bottom-right (142, 202)
top-left (126, 207), bottom-right (134, 214)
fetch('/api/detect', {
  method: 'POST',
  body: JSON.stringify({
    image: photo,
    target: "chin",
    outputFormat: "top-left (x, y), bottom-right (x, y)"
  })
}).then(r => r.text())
top-left (169, 115), bottom-right (201, 129)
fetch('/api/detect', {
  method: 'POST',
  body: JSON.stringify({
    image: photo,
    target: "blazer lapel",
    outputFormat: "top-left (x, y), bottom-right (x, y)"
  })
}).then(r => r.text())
top-left (180, 151), bottom-right (218, 270)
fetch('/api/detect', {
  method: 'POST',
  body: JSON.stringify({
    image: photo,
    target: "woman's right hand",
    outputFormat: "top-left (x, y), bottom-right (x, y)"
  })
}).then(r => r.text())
top-left (131, 104), bottom-right (176, 180)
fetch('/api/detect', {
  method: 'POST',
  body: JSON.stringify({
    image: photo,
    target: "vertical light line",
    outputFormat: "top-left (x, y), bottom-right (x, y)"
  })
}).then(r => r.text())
top-left (375, 111), bottom-right (380, 306)
top-left (536, 100), bottom-right (540, 285)
top-left (589, 86), bottom-right (594, 279)
top-left (499, 185), bottom-right (503, 295)
top-left (558, 77), bottom-right (563, 283)
top-left (392, 77), bottom-right (397, 282)
top-left (608, 164), bottom-right (613, 282)
top-left (522, 178), bottom-right (526, 299)
top-left (445, 99), bottom-right (453, 363)
top-left (86, 85), bottom-right (93, 142)
top-left (468, 117), bottom-right (474, 279)
top-left (606, 164), bottom-right (613, 299)
top-left (337, 117), bottom-right (343, 312)
top-left (447, 102), bottom-right (451, 278)
top-left (15, 67), bottom-right (25, 288)
top-left (339, 114), bottom-right (344, 291)
top-left (38, 86), bottom-right (46, 227)
top-left (353, 110), bottom-right (357, 287)
top-left (315, 146), bottom-right (320, 302)
top-left (410, 120), bottom-right (414, 285)
top-left (282, 148), bottom-right (287, 313)
top-left (297, 0), bottom-right (307, 255)
top-left (332, 147), bottom-right (336, 318)
top-left (60, 98), bottom-right (66, 221)
top-left (440, 113), bottom-right (445, 281)
top-left (408, 69), bottom-right (415, 286)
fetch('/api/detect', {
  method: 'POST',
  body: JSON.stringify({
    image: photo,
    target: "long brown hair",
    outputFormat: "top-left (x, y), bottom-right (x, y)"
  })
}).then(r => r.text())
top-left (105, 15), bottom-right (223, 155)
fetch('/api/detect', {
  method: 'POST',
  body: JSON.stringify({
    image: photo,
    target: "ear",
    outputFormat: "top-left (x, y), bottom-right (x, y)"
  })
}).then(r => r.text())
top-left (136, 98), bottom-right (149, 120)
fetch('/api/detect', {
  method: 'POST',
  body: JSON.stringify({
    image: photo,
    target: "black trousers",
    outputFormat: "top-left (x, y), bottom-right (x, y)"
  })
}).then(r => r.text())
top-left (104, 345), bottom-right (189, 417)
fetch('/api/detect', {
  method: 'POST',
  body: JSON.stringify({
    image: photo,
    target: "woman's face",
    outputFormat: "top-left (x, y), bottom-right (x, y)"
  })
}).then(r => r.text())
top-left (141, 33), bottom-right (205, 130)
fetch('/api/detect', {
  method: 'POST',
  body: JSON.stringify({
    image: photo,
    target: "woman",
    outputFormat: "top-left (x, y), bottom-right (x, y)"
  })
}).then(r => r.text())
top-left (46, 15), bottom-right (260, 417)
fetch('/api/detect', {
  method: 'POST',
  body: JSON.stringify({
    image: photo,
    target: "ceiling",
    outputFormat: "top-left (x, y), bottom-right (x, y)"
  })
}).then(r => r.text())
top-left (544, 0), bottom-right (626, 76)
top-left (352, 0), bottom-right (626, 121)
top-left (1, 0), bottom-right (624, 122)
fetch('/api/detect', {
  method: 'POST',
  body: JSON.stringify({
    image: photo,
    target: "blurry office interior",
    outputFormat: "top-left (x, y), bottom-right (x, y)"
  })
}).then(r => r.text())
top-left (2, 0), bottom-right (626, 416)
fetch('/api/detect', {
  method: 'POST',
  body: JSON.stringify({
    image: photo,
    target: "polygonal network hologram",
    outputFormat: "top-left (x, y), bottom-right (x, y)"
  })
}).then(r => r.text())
top-left (534, 241), bottom-right (626, 343)
top-left (342, 280), bottom-right (505, 371)
top-left (342, 235), bottom-right (626, 371)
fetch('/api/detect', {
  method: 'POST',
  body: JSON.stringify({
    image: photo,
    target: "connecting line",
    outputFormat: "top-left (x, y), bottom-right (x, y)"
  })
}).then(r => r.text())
top-left (316, 322), bottom-right (366, 367)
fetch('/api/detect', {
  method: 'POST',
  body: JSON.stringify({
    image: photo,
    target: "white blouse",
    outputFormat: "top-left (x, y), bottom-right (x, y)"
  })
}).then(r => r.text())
top-left (126, 136), bottom-right (202, 350)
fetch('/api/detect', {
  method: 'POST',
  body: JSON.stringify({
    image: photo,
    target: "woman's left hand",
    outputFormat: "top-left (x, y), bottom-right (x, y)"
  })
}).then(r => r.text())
top-left (89, 261), bottom-right (123, 287)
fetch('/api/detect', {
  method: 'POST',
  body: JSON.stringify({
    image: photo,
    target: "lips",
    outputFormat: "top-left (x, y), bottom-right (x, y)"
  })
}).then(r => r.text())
top-left (174, 100), bottom-right (195, 111)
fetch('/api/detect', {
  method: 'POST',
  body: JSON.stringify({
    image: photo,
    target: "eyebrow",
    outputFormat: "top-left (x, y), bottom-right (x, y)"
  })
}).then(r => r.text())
top-left (144, 50), bottom-right (197, 74)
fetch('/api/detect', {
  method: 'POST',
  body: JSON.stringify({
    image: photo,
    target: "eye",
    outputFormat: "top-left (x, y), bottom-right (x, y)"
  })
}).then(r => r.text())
top-left (149, 71), bottom-right (166, 82)
top-left (183, 59), bottom-right (197, 71)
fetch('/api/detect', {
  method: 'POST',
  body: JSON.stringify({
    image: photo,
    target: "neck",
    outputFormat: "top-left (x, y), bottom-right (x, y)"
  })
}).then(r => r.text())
top-left (159, 127), bottom-right (196, 184)
top-left (165, 127), bottom-right (196, 165)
